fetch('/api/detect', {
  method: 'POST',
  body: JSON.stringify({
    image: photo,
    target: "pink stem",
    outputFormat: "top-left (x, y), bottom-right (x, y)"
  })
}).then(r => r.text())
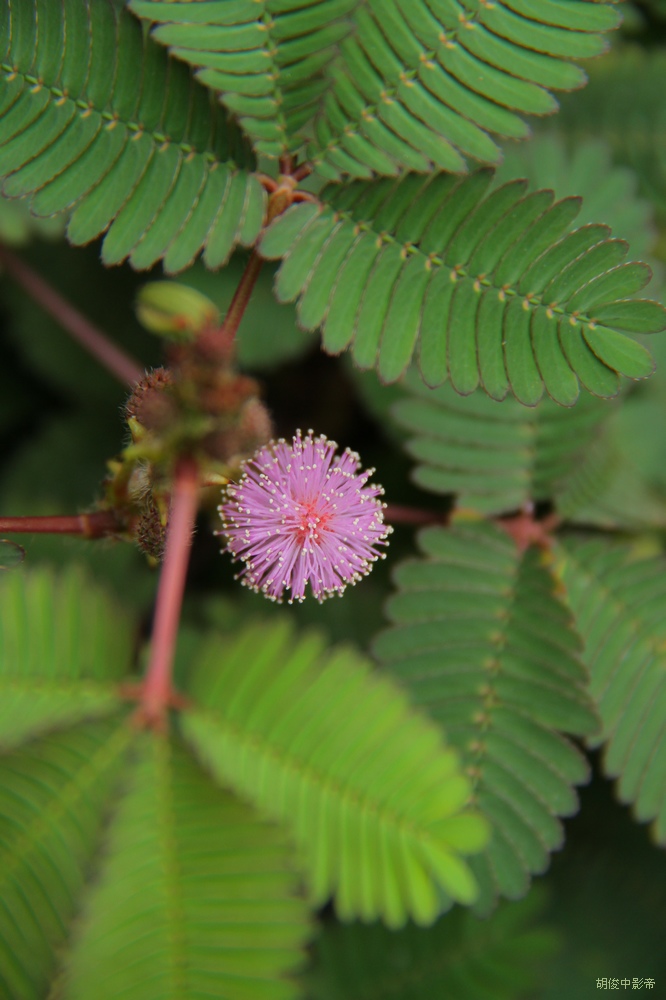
top-left (140, 457), bottom-right (199, 727)
top-left (0, 247), bottom-right (144, 386)
top-left (0, 511), bottom-right (121, 537)
top-left (384, 504), bottom-right (448, 526)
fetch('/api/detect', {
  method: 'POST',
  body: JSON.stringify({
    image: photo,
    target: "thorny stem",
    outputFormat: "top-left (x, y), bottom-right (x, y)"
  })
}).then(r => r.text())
top-left (0, 247), bottom-right (144, 386)
top-left (0, 511), bottom-right (121, 538)
top-left (139, 456), bottom-right (199, 729)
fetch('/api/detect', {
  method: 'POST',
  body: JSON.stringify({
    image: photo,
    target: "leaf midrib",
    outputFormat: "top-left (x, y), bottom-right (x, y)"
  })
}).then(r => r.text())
top-left (189, 706), bottom-right (457, 849)
top-left (1, 62), bottom-right (232, 167)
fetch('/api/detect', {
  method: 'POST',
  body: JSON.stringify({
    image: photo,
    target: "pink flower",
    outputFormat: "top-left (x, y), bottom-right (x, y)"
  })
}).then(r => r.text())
top-left (218, 429), bottom-right (392, 604)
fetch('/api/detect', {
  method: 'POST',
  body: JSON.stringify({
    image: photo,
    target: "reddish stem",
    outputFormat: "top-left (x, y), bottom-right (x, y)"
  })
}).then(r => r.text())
top-left (292, 163), bottom-right (312, 183)
top-left (139, 457), bottom-right (199, 728)
top-left (496, 507), bottom-right (560, 552)
top-left (0, 511), bottom-right (121, 537)
top-left (0, 247), bottom-right (144, 386)
top-left (384, 504), bottom-right (449, 526)
top-left (201, 251), bottom-right (264, 358)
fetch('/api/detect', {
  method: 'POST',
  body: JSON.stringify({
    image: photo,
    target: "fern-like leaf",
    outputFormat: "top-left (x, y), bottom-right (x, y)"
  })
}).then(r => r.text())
top-left (0, 718), bottom-right (132, 1000)
top-left (181, 618), bottom-right (489, 928)
top-left (62, 732), bottom-right (309, 1000)
top-left (0, 567), bottom-right (129, 750)
top-left (128, 0), bottom-right (357, 160)
top-left (373, 522), bottom-right (597, 912)
top-left (556, 538), bottom-right (666, 844)
top-left (259, 174), bottom-right (664, 401)
top-left (305, 891), bottom-right (557, 1000)
top-left (306, 0), bottom-right (621, 179)
top-left (0, 0), bottom-right (264, 272)
top-left (391, 367), bottom-right (612, 516)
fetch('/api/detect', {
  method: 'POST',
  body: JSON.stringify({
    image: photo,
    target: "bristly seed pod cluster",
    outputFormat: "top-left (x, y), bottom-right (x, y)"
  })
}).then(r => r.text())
top-left (217, 429), bottom-right (392, 604)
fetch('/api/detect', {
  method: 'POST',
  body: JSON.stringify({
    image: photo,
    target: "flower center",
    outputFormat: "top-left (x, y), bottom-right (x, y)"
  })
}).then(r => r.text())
top-left (296, 499), bottom-right (331, 541)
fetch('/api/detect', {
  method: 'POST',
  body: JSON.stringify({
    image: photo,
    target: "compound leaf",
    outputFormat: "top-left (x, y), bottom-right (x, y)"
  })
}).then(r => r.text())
top-left (260, 175), bottom-right (664, 401)
top-left (62, 732), bottom-right (309, 1000)
top-left (128, 0), bottom-right (357, 160)
top-left (392, 367), bottom-right (613, 516)
top-left (306, 0), bottom-right (620, 179)
top-left (0, 0), bottom-right (264, 272)
top-left (556, 539), bottom-right (666, 845)
top-left (0, 718), bottom-right (132, 1000)
top-left (0, 567), bottom-right (131, 751)
top-left (181, 618), bottom-right (489, 928)
top-left (373, 522), bottom-right (598, 912)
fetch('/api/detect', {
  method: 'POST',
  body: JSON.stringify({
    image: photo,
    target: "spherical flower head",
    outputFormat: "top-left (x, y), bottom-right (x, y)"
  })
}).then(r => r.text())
top-left (218, 429), bottom-right (393, 604)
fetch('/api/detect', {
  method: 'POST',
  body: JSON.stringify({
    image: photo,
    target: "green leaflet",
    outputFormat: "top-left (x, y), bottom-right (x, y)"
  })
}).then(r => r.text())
top-left (373, 521), bottom-right (598, 912)
top-left (0, 0), bottom-right (264, 271)
top-left (0, 567), bottom-right (130, 749)
top-left (495, 134), bottom-right (661, 269)
top-left (259, 174), bottom-right (664, 401)
top-left (181, 618), bottom-right (489, 928)
top-left (305, 890), bottom-right (557, 1000)
top-left (555, 539), bottom-right (666, 845)
top-left (129, 0), bottom-right (357, 158)
top-left (303, 0), bottom-right (619, 179)
top-left (62, 733), bottom-right (309, 1000)
top-left (391, 367), bottom-right (614, 516)
top-left (0, 719), bottom-right (132, 1000)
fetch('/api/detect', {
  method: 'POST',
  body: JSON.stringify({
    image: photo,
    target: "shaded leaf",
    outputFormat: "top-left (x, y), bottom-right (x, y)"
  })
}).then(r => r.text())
top-left (556, 538), bottom-right (666, 844)
top-left (391, 368), bottom-right (613, 516)
top-left (374, 522), bottom-right (597, 912)
top-left (555, 46), bottom-right (666, 223)
top-left (305, 890), bottom-right (558, 1000)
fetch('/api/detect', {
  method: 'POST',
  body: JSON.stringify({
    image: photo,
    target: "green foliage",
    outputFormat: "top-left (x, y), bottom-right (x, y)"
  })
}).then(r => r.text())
top-left (0, 718), bottom-right (132, 999)
top-left (62, 733), bottom-right (307, 1000)
top-left (556, 539), bottom-right (666, 845)
top-left (0, 0), bottom-right (264, 271)
top-left (306, 891), bottom-right (558, 1000)
top-left (495, 133), bottom-right (660, 267)
top-left (373, 522), bottom-right (597, 912)
top-left (0, 567), bottom-right (311, 998)
top-left (391, 367), bottom-right (612, 516)
top-left (0, 567), bottom-right (129, 749)
top-left (304, 0), bottom-right (620, 180)
top-left (259, 173), bottom-right (663, 400)
top-left (181, 617), bottom-right (489, 928)
top-left (128, 0), bottom-right (622, 177)
top-left (1, 2), bottom-right (666, 995)
top-left (128, 0), bottom-right (357, 160)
